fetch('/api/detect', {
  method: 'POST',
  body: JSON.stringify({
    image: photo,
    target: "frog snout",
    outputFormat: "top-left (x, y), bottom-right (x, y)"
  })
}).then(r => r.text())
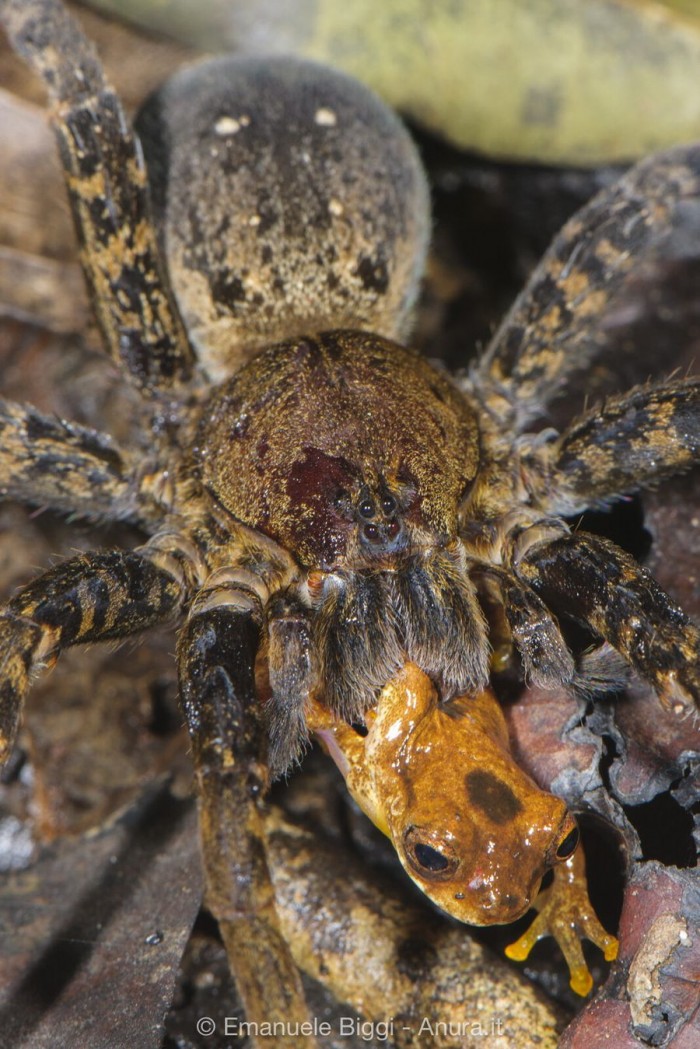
top-left (463, 878), bottom-right (535, 924)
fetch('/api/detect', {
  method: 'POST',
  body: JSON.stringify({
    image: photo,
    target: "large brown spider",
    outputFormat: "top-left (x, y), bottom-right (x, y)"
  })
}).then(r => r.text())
top-left (1, 0), bottom-right (700, 1040)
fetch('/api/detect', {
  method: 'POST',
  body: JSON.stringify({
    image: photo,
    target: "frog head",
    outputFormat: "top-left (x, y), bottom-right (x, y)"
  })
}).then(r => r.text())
top-left (311, 663), bottom-right (579, 925)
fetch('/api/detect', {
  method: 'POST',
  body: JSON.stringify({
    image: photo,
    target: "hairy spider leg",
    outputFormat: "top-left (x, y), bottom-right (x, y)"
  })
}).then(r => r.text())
top-left (523, 378), bottom-right (700, 515)
top-left (178, 595), bottom-right (313, 1040)
top-left (266, 593), bottom-right (314, 776)
top-left (0, 0), bottom-right (194, 397)
top-left (470, 563), bottom-right (575, 687)
top-left (0, 547), bottom-right (185, 763)
top-left (515, 531), bottom-right (700, 716)
top-left (472, 143), bottom-right (700, 431)
top-left (0, 397), bottom-right (158, 525)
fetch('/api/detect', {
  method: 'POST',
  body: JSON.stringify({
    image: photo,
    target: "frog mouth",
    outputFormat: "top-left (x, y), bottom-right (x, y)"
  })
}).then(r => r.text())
top-left (311, 716), bottom-right (392, 838)
top-left (460, 877), bottom-right (541, 925)
top-left (312, 722), bottom-right (351, 779)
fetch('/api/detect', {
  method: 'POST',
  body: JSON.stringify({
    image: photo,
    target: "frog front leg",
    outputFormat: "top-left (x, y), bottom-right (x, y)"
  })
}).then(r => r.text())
top-left (505, 843), bottom-right (619, 996)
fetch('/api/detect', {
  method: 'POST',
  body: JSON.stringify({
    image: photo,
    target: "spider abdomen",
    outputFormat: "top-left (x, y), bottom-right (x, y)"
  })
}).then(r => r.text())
top-left (137, 55), bottom-right (430, 382)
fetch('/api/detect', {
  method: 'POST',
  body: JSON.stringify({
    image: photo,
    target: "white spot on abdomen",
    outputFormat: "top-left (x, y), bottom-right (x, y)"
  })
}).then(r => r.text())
top-left (214, 114), bottom-right (251, 136)
top-left (314, 107), bottom-right (337, 127)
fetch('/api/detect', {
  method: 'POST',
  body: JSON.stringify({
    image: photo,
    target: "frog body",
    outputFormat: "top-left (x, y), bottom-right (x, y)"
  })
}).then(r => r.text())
top-left (309, 663), bottom-right (618, 994)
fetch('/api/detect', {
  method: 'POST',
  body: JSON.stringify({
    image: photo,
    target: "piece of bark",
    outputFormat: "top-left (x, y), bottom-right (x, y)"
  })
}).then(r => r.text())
top-left (560, 862), bottom-right (700, 1049)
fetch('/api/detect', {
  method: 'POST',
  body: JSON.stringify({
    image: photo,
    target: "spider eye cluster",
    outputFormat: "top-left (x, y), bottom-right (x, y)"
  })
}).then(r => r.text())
top-left (358, 493), bottom-right (397, 519)
top-left (356, 487), bottom-right (404, 553)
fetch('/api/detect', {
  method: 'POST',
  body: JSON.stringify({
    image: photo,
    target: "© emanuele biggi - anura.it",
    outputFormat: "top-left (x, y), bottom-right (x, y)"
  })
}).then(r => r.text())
top-left (0, 0), bottom-right (699, 1044)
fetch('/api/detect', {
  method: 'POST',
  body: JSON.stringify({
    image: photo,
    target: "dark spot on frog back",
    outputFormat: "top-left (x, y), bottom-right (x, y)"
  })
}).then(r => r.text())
top-left (465, 769), bottom-right (523, 824)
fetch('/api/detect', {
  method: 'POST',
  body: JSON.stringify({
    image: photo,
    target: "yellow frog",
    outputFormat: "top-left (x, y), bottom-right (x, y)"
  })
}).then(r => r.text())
top-left (308, 662), bottom-right (618, 995)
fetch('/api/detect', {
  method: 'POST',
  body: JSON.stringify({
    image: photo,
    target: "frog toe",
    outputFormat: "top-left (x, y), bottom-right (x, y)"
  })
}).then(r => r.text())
top-left (505, 846), bottom-right (618, 996)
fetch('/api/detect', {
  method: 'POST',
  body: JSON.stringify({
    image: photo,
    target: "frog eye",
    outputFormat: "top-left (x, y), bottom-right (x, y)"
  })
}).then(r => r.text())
top-left (403, 826), bottom-right (459, 880)
top-left (414, 843), bottom-right (449, 871)
top-left (555, 825), bottom-right (580, 860)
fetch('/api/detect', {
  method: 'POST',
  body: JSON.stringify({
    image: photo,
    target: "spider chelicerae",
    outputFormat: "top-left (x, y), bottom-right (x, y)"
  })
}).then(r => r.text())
top-left (1, 0), bottom-right (700, 1037)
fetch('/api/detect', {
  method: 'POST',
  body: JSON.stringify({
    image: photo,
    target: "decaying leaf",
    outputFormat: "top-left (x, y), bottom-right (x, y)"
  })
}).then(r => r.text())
top-left (0, 784), bottom-right (202, 1049)
top-left (89, 0), bottom-right (700, 165)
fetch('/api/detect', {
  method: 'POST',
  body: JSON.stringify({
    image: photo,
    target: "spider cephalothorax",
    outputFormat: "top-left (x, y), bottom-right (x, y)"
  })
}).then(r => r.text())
top-left (195, 327), bottom-right (489, 735)
top-left (2, 0), bottom-right (700, 1035)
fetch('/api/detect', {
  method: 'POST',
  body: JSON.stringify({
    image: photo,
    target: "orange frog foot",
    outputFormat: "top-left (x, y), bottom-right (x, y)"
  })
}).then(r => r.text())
top-left (505, 845), bottom-right (618, 996)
